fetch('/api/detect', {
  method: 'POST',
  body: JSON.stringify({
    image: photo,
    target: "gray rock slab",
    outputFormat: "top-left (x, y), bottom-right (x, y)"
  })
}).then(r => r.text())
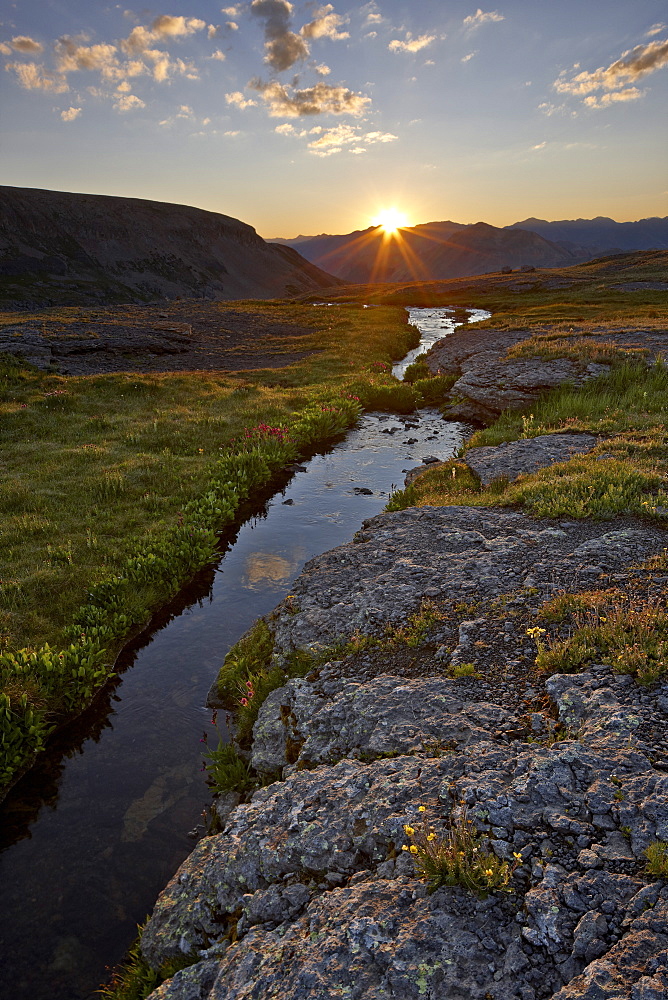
top-left (252, 507), bottom-right (667, 661)
top-left (251, 674), bottom-right (521, 774)
top-left (142, 709), bottom-right (667, 997)
top-left (464, 434), bottom-right (598, 486)
top-left (451, 358), bottom-right (609, 417)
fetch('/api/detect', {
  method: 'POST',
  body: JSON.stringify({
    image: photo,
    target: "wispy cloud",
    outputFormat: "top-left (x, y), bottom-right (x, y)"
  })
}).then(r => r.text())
top-left (276, 120), bottom-right (396, 155)
top-left (248, 78), bottom-right (370, 116)
top-left (554, 38), bottom-right (668, 105)
top-left (646, 23), bottom-right (666, 37)
top-left (463, 9), bottom-right (505, 30)
top-left (5, 61), bottom-right (69, 92)
top-left (583, 87), bottom-right (645, 108)
top-left (388, 32), bottom-right (436, 54)
top-left (226, 90), bottom-right (258, 109)
top-left (461, 50), bottom-right (477, 62)
top-left (301, 5), bottom-right (349, 41)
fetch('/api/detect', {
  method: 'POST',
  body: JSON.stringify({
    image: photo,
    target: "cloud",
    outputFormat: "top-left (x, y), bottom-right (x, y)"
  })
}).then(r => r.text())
top-left (315, 62), bottom-right (331, 75)
top-left (250, 0), bottom-right (309, 71)
top-left (116, 80), bottom-right (131, 92)
top-left (301, 5), bottom-right (349, 41)
top-left (5, 61), bottom-right (69, 92)
top-left (121, 15), bottom-right (206, 55)
top-left (361, 2), bottom-right (383, 23)
top-left (275, 121), bottom-right (396, 155)
top-left (221, 6), bottom-right (240, 14)
top-left (227, 21), bottom-right (239, 30)
top-left (463, 9), bottom-right (504, 29)
top-left (10, 35), bottom-right (44, 54)
top-left (226, 90), bottom-right (258, 108)
top-left (531, 141), bottom-right (547, 150)
top-left (210, 49), bottom-right (226, 60)
top-left (646, 23), bottom-right (666, 37)
top-left (249, 77), bottom-right (371, 116)
top-left (60, 106), bottom-right (81, 121)
top-left (388, 33), bottom-right (436, 54)
top-left (555, 39), bottom-right (668, 97)
top-left (461, 50), bottom-right (477, 62)
top-left (308, 124), bottom-right (396, 155)
top-left (583, 87), bottom-right (645, 108)
top-left (114, 92), bottom-right (145, 111)
top-left (54, 38), bottom-right (120, 77)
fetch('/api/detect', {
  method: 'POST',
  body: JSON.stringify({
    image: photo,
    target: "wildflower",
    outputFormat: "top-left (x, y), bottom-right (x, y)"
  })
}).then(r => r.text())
top-left (484, 869), bottom-right (494, 877)
top-left (513, 852), bottom-right (523, 861)
top-left (401, 844), bottom-right (409, 852)
top-left (526, 627), bottom-right (546, 639)
top-left (427, 833), bottom-right (436, 842)
top-left (418, 805), bottom-right (426, 812)
top-left (404, 824), bottom-right (415, 836)
top-left (409, 845), bottom-right (418, 855)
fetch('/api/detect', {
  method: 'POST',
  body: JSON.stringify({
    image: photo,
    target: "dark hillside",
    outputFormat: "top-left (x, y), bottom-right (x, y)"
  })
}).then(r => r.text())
top-left (0, 186), bottom-right (340, 308)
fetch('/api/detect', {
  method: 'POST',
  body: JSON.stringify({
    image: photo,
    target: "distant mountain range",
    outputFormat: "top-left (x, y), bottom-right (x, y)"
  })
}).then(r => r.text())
top-left (269, 216), bottom-right (668, 284)
top-left (0, 186), bottom-right (340, 308)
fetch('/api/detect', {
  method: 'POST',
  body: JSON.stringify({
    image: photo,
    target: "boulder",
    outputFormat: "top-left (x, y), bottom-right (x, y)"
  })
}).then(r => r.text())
top-left (464, 434), bottom-right (599, 486)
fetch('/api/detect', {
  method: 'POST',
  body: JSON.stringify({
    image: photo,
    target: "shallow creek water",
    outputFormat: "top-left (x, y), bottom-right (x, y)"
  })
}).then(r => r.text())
top-left (0, 307), bottom-right (488, 999)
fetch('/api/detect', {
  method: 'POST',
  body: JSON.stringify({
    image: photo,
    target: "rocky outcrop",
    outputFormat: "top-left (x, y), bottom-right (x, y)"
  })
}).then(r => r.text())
top-left (0, 185), bottom-right (340, 308)
top-left (143, 505), bottom-right (668, 999)
top-left (0, 323), bottom-right (192, 369)
top-left (426, 326), bottom-right (667, 426)
top-left (464, 434), bottom-right (599, 486)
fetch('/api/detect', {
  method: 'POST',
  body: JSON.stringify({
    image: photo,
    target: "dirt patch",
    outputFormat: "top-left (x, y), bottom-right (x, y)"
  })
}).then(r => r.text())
top-left (0, 300), bottom-right (320, 375)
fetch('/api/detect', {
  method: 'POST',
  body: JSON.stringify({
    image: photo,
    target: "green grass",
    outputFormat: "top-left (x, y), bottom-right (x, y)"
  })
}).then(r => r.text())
top-left (0, 300), bottom-right (418, 791)
top-left (387, 359), bottom-right (668, 521)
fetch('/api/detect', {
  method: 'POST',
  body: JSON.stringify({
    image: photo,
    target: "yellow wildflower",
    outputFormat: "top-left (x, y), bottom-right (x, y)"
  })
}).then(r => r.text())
top-left (409, 845), bottom-right (418, 855)
top-left (401, 844), bottom-right (409, 852)
top-left (484, 869), bottom-right (494, 877)
top-left (427, 833), bottom-right (436, 842)
top-left (404, 824), bottom-right (415, 836)
top-left (418, 805), bottom-right (426, 812)
top-left (513, 852), bottom-right (523, 861)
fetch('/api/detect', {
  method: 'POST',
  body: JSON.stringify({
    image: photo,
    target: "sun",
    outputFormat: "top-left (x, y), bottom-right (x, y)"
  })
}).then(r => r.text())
top-left (371, 207), bottom-right (410, 235)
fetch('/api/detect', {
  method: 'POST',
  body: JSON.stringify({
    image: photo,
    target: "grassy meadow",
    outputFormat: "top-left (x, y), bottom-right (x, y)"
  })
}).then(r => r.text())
top-left (0, 300), bottom-right (420, 789)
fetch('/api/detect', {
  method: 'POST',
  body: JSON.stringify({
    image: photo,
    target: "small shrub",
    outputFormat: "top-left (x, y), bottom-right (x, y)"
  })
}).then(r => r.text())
top-left (96, 924), bottom-right (196, 1000)
top-left (203, 732), bottom-right (254, 795)
top-left (448, 662), bottom-right (477, 678)
top-left (644, 840), bottom-right (668, 878)
top-left (402, 808), bottom-right (521, 897)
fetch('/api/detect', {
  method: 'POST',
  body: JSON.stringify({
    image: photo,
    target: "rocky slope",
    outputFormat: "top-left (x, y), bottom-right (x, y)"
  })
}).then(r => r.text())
top-left (0, 186), bottom-right (340, 308)
top-left (139, 502), bottom-right (668, 999)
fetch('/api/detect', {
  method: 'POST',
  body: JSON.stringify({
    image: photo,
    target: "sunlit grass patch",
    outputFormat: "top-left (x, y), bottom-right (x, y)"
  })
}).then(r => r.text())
top-left (533, 590), bottom-right (668, 685)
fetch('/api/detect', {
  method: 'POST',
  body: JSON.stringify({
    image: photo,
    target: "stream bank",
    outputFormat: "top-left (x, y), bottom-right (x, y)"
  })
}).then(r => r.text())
top-left (0, 307), bottom-right (478, 1000)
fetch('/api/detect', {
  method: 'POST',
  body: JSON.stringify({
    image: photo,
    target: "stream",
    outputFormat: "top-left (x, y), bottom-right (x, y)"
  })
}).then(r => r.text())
top-left (0, 307), bottom-right (488, 999)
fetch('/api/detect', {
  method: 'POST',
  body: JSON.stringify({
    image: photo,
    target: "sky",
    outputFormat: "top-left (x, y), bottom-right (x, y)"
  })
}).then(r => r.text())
top-left (1, 1), bottom-right (667, 238)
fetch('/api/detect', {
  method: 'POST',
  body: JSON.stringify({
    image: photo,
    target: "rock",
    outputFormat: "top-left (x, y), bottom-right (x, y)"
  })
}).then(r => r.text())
top-left (250, 674), bottom-right (521, 773)
top-left (464, 434), bottom-right (598, 486)
top-left (257, 508), bottom-right (665, 659)
top-left (450, 359), bottom-right (610, 419)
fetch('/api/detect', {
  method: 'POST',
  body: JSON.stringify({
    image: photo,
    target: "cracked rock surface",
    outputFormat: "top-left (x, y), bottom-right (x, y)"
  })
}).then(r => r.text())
top-left (143, 504), bottom-right (667, 999)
